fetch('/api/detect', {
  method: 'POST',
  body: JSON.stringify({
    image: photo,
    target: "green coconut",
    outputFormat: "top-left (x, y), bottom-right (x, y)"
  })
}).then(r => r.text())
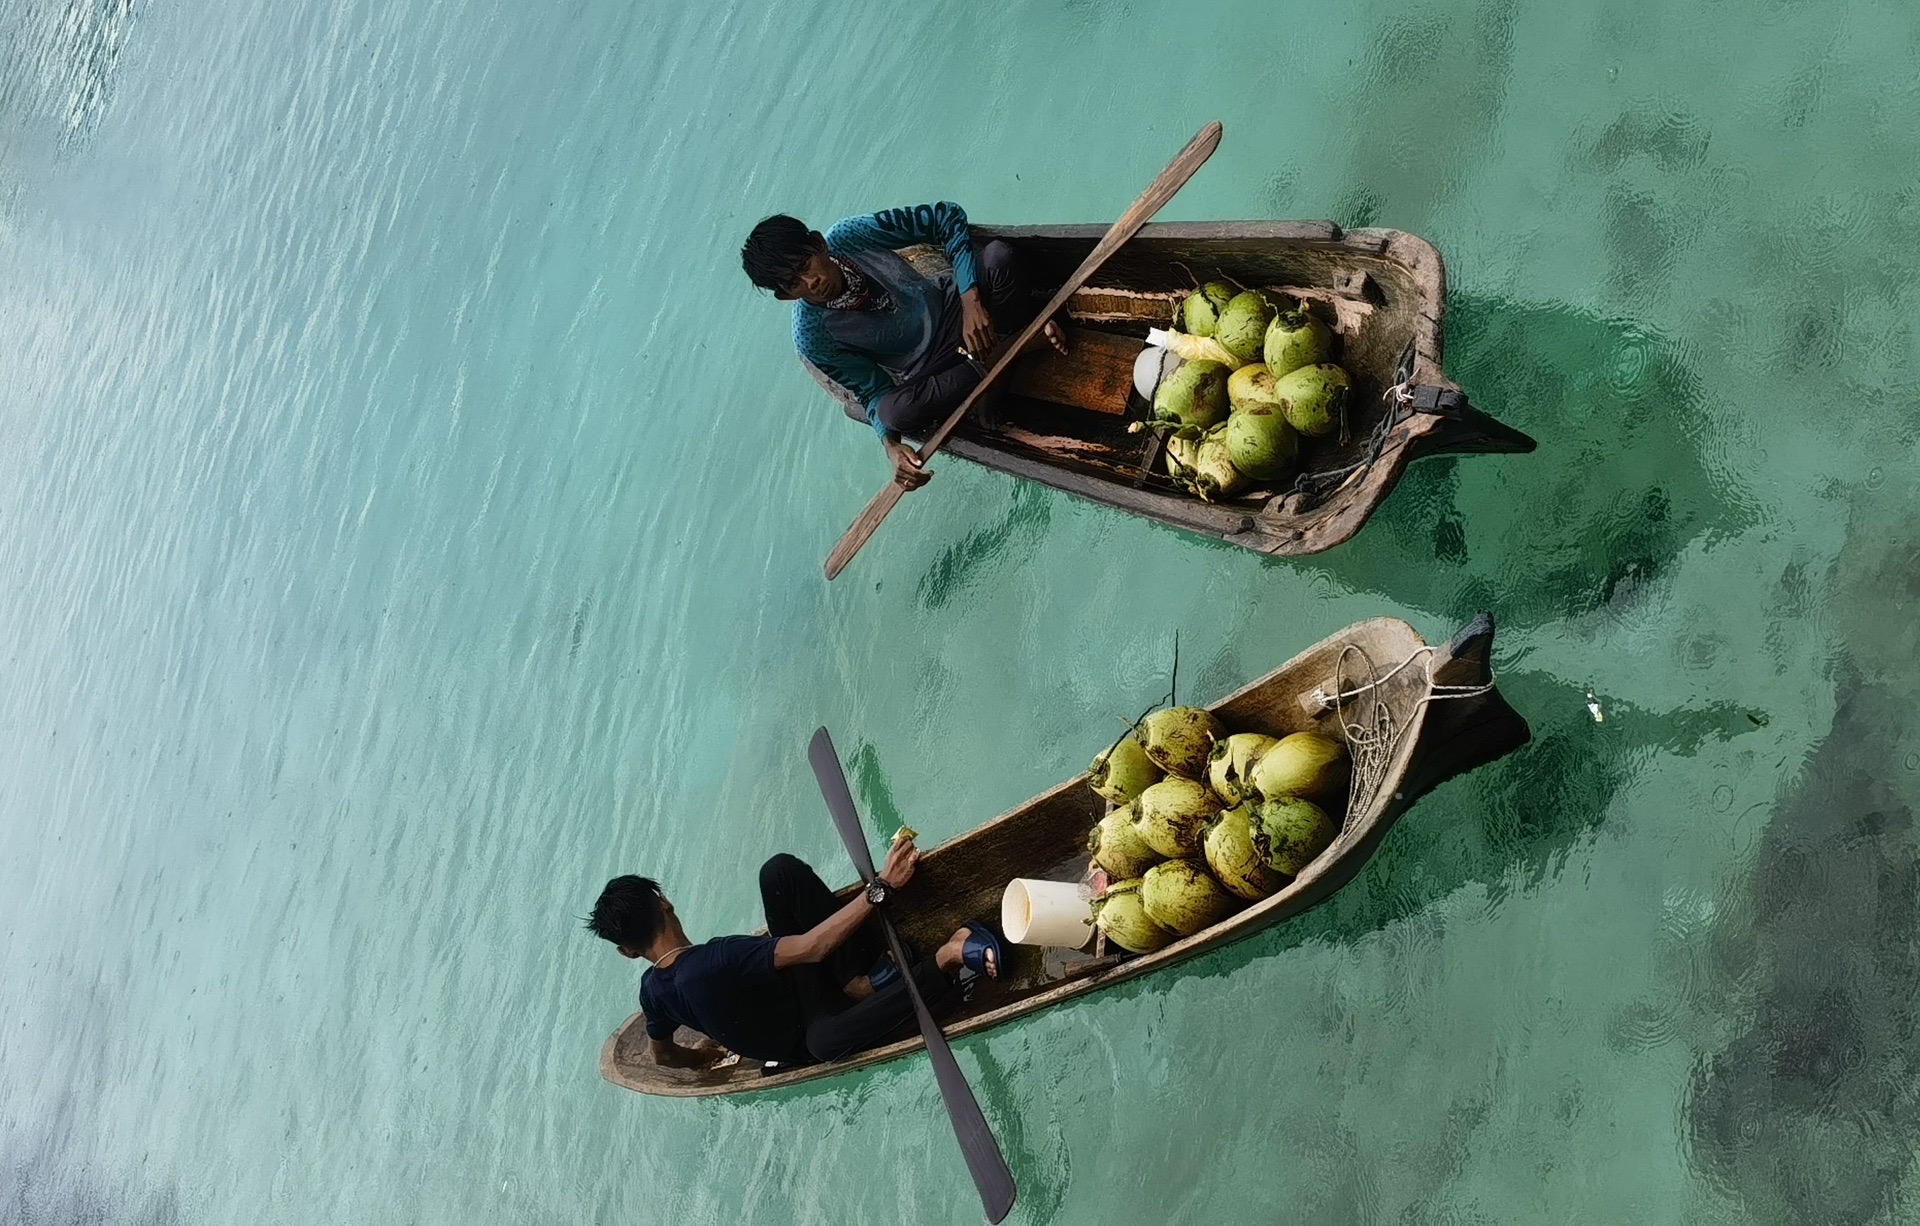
top-left (1224, 405), bottom-right (1299, 484)
top-left (1191, 426), bottom-right (1249, 503)
top-left (1203, 803), bottom-right (1286, 901)
top-left (1133, 777), bottom-right (1222, 858)
top-left (1207, 732), bottom-right (1278, 806)
top-left (1253, 796), bottom-right (1337, 876)
top-left (1215, 290), bottom-right (1276, 364)
top-left (1088, 805), bottom-right (1163, 880)
top-left (1087, 734), bottom-right (1164, 805)
top-left (1226, 362), bottom-right (1280, 413)
top-left (1152, 359), bottom-right (1230, 432)
top-left (1137, 706), bottom-right (1225, 778)
top-left (1248, 731), bottom-right (1350, 802)
top-left (1140, 858), bottom-right (1236, 937)
top-left (1164, 431), bottom-right (1201, 484)
top-left (1274, 363), bottom-right (1352, 438)
top-left (1093, 879), bottom-right (1175, 953)
top-left (1263, 304), bottom-right (1334, 378)
top-left (1179, 281), bottom-right (1237, 339)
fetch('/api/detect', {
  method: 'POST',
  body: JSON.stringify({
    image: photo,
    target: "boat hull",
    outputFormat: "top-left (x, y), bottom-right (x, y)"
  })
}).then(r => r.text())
top-left (601, 613), bottom-right (1529, 1098)
top-left (806, 221), bottom-right (1536, 558)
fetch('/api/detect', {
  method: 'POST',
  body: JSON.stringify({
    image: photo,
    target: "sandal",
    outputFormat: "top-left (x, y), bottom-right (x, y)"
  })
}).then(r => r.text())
top-left (959, 922), bottom-right (1005, 981)
top-left (865, 941), bottom-right (920, 993)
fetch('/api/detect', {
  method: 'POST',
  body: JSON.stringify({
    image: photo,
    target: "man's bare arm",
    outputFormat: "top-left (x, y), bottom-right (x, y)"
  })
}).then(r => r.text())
top-left (772, 839), bottom-right (918, 970)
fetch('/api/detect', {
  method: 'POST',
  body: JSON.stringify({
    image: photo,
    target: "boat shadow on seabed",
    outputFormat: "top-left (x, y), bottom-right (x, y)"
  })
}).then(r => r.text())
top-left (910, 294), bottom-right (1753, 638)
top-left (1298, 292), bottom-right (1755, 631)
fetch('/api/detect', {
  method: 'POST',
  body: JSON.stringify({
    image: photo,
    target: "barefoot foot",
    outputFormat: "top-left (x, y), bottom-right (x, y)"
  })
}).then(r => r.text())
top-left (1042, 318), bottom-right (1069, 355)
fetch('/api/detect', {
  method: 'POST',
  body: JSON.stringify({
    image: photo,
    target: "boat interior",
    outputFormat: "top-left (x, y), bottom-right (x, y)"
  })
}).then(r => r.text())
top-left (934, 222), bottom-right (1445, 505)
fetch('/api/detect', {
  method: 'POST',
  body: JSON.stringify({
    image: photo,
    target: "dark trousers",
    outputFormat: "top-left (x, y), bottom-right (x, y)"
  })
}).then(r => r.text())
top-left (759, 853), bottom-right (958, 1063)
top-left (873, 239), bottom-right (1038, 436)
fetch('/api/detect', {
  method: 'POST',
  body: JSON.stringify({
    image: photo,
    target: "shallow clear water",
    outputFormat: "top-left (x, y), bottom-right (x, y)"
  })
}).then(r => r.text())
top-left (5, 0), bottom-right (1920, 1222)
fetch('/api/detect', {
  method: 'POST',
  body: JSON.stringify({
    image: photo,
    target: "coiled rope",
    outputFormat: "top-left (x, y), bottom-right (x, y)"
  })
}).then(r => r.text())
top-left (1310, 642), bottom-right (1499, 819)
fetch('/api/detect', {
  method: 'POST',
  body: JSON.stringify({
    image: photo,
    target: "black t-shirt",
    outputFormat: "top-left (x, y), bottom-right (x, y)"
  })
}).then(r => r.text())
top-left (639, 935), bottom-right (808, 1064)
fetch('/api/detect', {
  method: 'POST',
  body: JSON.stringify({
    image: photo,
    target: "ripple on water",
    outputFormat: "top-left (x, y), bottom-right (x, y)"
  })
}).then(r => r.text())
top-left (1603, 324), bottom-right (1658, 398)
top-left (1607, 997), bottom-right (1683, 1052)
top-left (1679, 630), bottom-right (1727, 676)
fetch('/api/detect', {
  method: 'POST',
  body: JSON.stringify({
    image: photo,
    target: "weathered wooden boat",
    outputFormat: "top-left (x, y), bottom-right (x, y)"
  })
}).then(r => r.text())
top-left (601, 612), bottom-right (1530, 1098)
top-left (805, 221), bottom-right (1535, 558)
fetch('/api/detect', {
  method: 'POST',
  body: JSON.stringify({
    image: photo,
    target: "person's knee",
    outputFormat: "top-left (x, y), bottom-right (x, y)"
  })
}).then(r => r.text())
top-left (873, 391), bottom-right (914, 435)
top-left (759, 853), bottom-right (806, 893)
top-left (804, 1030), bottom-right (839, 1064)
top-left (977, 240), bottom-right (1018, 293)
top-left (876, 385), bottom-right (956, 437)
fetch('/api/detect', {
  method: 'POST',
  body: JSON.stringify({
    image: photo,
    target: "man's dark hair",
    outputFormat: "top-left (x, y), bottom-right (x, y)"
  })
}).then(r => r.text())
top-left (742, 215), bottom-right (819, 292)
top-left (585, 875), bottom-right (666, 949)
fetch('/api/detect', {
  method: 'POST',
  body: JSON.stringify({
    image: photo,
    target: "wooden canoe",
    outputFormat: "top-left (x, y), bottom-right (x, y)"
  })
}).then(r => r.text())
top-left (600, 612), bottom-right (1530, 1098)
top-left (804, 221), bottom-right (1536, 558)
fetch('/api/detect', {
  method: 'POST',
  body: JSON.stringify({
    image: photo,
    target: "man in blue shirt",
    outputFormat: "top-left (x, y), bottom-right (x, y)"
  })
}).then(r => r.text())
top-left (587, 841), bottom-right (1002, 1069)
top-left (742, 203), bottom-right (1067, 489)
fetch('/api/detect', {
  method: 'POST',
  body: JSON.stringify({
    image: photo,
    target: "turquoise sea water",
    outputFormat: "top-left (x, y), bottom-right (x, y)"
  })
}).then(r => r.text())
top-left (6, 0), bottom-right (1920, 1221)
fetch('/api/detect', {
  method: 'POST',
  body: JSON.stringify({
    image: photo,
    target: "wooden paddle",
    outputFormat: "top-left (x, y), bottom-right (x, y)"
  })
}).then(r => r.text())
top-left (807, 727), bottom-right (1017, 1224)
top-left (822, 120), bottom-right (1225, 580)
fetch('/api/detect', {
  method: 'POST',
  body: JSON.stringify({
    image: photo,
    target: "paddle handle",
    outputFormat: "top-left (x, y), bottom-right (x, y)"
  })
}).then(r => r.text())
top-left (822, 120), bottom-right (1224, 580)
top-left (919, 121), bottom-right (1221, 459)
top-left (824, 480), bottom-right (908, 580)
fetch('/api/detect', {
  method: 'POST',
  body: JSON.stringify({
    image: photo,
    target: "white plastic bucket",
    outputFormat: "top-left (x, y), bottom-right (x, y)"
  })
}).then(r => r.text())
top-left (1001, 878), bottom-right (1094, 949)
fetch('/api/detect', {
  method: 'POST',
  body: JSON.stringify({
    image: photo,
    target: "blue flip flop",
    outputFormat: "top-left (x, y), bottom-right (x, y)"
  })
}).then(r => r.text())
top-left (959, 922), bottom-right (1005, 981)
top-left (865, 941), bottom-right (920, 993)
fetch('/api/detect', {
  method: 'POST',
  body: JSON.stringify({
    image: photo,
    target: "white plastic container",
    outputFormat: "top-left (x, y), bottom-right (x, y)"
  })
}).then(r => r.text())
top-left (1133, 343), bottom-right (1181, 400)
top-left (1000, 878), bottom-right (1094, 949)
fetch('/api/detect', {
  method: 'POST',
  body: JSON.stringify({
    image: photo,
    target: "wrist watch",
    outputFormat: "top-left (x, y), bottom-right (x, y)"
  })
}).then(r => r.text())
top-left (864, 879), bottom-right (891, 906)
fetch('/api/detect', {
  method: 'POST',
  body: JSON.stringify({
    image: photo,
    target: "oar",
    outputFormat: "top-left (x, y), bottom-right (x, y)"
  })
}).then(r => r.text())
top-left (823, 119), bottom-right (1225, 580)
top-left (807, 727), bottom-right (1017, 1224)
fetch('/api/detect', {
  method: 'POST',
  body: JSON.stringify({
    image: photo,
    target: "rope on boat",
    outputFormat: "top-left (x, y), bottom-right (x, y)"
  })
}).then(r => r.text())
top-left (1311, 642), bottom-right (1497, 818)
top-left (1285, 381), bottom-right (1416, 506)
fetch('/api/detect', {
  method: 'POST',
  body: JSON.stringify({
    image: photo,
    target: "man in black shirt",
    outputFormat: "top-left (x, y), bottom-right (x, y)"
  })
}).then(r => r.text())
top-left (587, 840), bottom-right (1001, 1068)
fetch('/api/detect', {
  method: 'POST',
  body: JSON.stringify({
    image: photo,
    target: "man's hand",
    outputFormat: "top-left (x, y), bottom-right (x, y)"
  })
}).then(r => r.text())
top-left (775, 841), bottom-right (920, 971)
top-left (883, 433), bottom-right (931, 490)
top-left (959, 287), bottom-right (995, 359)
top-left (878, 836), bottom-right (919, 890)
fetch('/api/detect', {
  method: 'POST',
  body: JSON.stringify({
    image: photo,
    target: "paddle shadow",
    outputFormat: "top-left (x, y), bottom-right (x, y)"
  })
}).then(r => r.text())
top-left (734, 1035), bottom-right (1065, 1223)
top-left (914, 481), bottom-right (1053, 612)
top-left (847, 738), bottom-right (907, 845)
top-left (964, 1043), bottom-right (1072, 1225)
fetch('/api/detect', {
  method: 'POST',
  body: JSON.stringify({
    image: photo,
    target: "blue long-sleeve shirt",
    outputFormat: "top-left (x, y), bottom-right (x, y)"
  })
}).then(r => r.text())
top-left (793, 202), bottom-right (977, 436)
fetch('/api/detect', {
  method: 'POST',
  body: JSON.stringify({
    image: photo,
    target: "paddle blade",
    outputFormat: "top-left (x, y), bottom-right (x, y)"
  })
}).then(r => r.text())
top-left (807, 726), bottom-right (878, 880)
top-left (883, 918), bottom-right (1018, 1224)
top-left (807, 727), bottom-right (1018, 1223)
top-left (824, 480), bottom-right (908, 581)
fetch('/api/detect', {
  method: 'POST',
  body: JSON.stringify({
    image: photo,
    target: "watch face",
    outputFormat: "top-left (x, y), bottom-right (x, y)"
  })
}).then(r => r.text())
top-left (866, 881), bottom-right (887, 903)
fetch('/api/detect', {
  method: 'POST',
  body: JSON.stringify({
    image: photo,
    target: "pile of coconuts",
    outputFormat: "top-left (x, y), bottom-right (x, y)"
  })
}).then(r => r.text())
top-left (1082, 704), bottom-right (1352, 954)
top-left (1140, 280), bottom-right (1355, 503)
